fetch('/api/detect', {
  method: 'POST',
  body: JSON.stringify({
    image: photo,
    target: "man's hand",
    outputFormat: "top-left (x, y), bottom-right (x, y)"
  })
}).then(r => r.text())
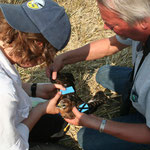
top-left (36, 83), bottom-right (65, 99)
top-left (64, 107), bottom-right (97, 126)
top-left (64, 107), bottom-right (85, 126)
top-left (46, 55), bottom-right (65, 80)
top-left (65, 107), bottom-right (102, 130)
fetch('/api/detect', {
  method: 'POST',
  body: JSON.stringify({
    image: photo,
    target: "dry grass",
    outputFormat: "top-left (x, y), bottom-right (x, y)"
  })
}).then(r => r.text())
top-left (1, 0), bottom-right (133, 149)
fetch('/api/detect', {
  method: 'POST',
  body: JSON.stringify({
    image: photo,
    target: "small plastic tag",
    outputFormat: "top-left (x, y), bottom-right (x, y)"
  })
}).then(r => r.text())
top-left (78, 103), bottom-right (89, 113)
top-left (60, 86), bottom-right (75, 95)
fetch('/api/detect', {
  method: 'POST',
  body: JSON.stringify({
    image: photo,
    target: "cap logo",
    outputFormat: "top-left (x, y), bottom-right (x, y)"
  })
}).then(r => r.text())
top-left (27, 0), bottom-right (45, 10)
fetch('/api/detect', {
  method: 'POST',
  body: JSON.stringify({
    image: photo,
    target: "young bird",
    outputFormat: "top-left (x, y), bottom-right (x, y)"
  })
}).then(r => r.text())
top-left (57, 98), bottom-right (76, 119)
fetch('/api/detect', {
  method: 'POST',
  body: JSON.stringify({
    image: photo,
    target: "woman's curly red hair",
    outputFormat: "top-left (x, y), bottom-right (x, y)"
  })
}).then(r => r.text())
top-left (0, 11), bottom-right (57, 66)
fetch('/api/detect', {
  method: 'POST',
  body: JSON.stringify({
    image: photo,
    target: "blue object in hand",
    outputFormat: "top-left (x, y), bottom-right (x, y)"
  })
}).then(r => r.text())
top-left (60, 86), bottom-right (75, 95)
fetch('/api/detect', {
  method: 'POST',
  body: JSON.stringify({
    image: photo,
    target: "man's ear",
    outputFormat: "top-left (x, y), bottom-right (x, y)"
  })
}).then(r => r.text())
top-left (139, 19), bottom-right (149, 30)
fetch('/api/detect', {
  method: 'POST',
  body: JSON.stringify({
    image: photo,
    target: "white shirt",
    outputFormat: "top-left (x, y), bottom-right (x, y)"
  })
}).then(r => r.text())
top-left (0, 50), bottom-right (32, 150)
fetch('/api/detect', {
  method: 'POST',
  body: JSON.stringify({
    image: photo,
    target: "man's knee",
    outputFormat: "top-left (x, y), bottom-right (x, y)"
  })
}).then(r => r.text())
top-left (77, 128), bottom-right (85, 149)
top-left (77, 127), bottom-right (105, 150)
top-left (96, 65), bottom-right (111, 85)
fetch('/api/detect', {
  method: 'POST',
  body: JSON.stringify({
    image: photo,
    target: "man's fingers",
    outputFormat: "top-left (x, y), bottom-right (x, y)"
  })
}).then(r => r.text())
top-left (45, 67), bottom-right (50, 78)
top-left (52, 71), bottom-right (57, 80)
top-left (72, 107), bottom-right (81, 116)
top-left (46, 65), bottom-right (57, 80)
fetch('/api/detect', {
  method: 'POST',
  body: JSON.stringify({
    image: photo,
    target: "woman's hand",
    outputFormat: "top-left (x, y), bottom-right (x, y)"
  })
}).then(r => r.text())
top-left (42, 91), bottom-right (62, 114)
top-left (36, 83), bottom-right (65, 99)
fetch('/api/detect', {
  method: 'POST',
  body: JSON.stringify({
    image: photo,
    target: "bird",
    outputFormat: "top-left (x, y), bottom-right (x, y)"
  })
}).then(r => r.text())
top-left (57, 98), bottom-right (76, 119)
top-left (50, 72), bottom-right (83, 119)
top-left (50, 72), bottom-right (107, 119)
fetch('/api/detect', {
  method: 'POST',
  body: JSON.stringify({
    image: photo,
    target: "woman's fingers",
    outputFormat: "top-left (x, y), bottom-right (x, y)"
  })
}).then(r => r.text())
top-left (50, 91), bottom-right (62, 104)
top-left (53, 83), bottom-right (66, 91)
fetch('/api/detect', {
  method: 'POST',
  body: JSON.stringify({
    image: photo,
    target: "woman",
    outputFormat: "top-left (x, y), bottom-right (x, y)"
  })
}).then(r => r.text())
top-left (0, 0), bottom-right (71, 149)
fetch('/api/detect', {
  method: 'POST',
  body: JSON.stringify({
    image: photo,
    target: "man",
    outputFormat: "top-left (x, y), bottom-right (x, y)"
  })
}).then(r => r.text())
top-left (49, 0), bottom-right (150, 150)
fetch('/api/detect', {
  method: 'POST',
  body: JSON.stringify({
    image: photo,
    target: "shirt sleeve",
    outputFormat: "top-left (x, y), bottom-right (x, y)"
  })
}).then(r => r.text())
top-left (0, 90), bottom-right (29, 150)
top-left (116, 35), bottom-right (132, 46)
top-left (9, 124), bottom-right (29, 150)
top-left (15, 123), bottom-right (29, 148)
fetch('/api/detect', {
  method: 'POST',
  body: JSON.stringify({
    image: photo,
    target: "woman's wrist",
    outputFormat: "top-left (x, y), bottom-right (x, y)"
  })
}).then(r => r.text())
top-left (22, 103), bottom-right (45, 131)
top-left (35, 102), bottom-right (47, 116)
top-left (31, 83), bottom-right (37, 97)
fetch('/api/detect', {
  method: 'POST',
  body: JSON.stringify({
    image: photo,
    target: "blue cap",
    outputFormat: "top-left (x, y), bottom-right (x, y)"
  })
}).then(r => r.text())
top-left (0, 0), bottom-right (71, 50)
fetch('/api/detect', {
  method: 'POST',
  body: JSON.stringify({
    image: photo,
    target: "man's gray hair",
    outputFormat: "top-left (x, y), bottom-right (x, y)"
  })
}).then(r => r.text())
top-left (98, 0), bottom-right (150, 24)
